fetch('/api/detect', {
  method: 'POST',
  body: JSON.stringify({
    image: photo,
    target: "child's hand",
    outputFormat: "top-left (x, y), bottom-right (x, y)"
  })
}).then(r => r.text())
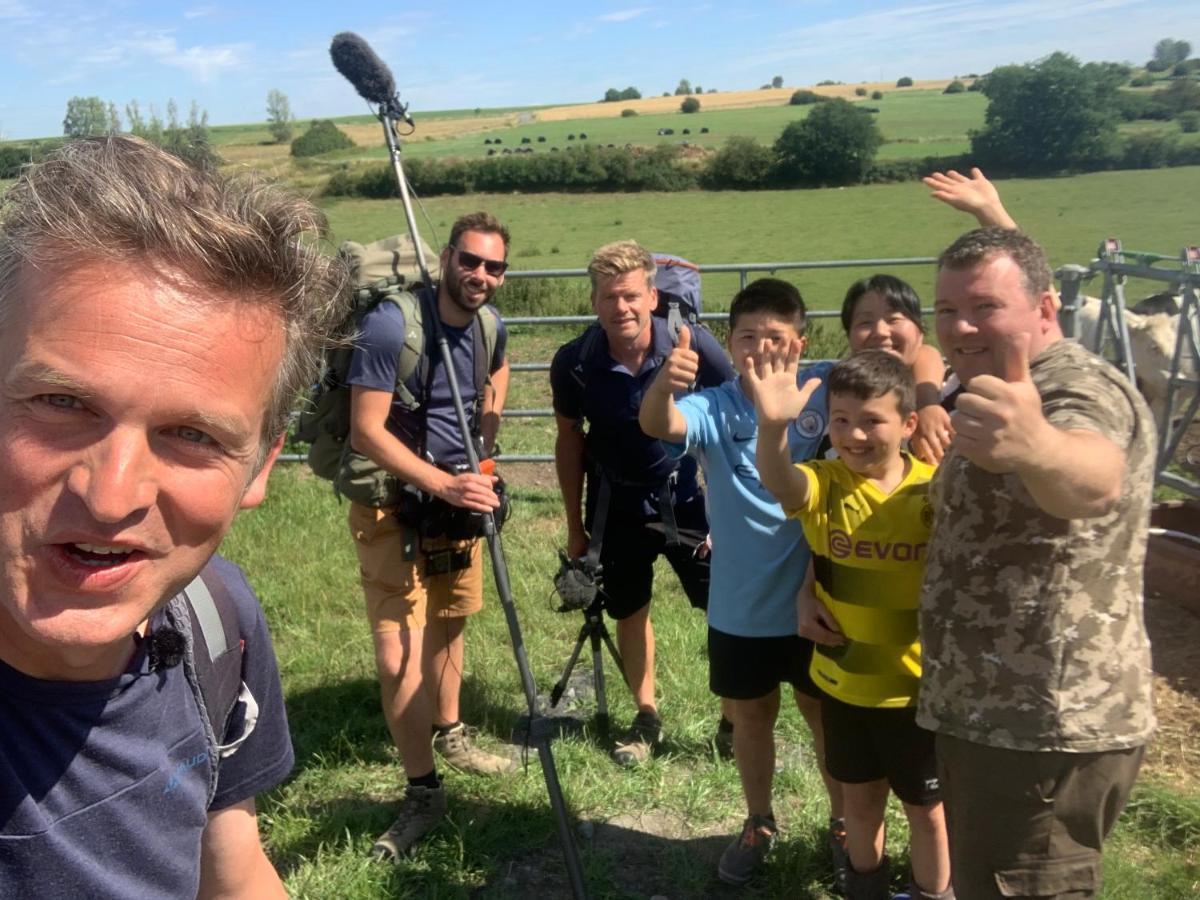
top-left (797, 588), bottom-right (844, 647)
top-left (744, 338), bottom-right (820, 427)
top-left (912, 403), bottom-right (955, 464)
top-left (651, 323), bottom-right (700, 394)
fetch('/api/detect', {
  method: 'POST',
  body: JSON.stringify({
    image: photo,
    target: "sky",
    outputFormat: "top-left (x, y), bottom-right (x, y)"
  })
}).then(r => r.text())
top-left (0, 1), bottom-right (1193, 140)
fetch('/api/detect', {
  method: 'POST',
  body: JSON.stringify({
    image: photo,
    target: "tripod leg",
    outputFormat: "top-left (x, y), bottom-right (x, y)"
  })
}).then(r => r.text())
top-left (588, 621), bottom-right (609, 733)
top-left (550, 622), bottom-right (591, 708)
top-left (598, 623), bottom-right (626, 681)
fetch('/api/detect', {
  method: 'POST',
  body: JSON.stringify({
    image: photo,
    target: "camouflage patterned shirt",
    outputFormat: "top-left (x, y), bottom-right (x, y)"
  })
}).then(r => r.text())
top-left (918, 339), bottom-right (1157, 752)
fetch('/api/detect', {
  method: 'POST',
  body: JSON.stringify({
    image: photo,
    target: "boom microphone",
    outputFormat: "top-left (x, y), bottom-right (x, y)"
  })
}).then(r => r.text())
top-left (330, 32), bottom-right (397, 106)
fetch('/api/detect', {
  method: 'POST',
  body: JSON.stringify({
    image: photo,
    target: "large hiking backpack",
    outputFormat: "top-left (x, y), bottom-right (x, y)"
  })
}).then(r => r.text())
top-left (652, 252), bottom-right (703, 342)
top-left (294, 233), bottom-right (501, 507)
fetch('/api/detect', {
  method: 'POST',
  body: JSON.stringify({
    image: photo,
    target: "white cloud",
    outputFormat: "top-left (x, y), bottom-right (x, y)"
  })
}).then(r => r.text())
top-left (183, 5), bottom-right (218, 19)
top-left (0, 0), bottom-right (31, 18)
top-left (164, 42), bottom-right (247, 81)
top-left (597, 7), bottom-right (653, 23)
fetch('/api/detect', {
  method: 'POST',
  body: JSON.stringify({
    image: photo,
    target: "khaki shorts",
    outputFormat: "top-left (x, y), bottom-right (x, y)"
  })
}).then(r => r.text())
top-left (349, 502), bottom-right (484, 633)
top-left (936, 734), bottom-right (1144, 899)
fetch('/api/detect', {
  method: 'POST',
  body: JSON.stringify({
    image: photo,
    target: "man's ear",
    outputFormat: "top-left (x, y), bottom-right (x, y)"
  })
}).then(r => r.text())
top-left (439, 244), bottom-right (452, 273)
top-left (239, 433), bottom-right (286, 510)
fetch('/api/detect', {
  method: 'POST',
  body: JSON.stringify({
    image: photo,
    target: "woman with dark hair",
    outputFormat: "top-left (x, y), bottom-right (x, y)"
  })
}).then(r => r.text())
top-left (840, 274), bottom-right (953, 464)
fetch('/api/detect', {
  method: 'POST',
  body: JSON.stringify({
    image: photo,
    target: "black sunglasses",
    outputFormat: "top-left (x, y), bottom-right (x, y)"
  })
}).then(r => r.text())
top-left (452, 246), bottom-right (508, 277)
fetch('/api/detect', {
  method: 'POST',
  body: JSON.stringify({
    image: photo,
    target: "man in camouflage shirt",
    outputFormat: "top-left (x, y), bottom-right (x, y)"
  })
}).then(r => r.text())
top-left (920, 228), bottom-right (1156, 899)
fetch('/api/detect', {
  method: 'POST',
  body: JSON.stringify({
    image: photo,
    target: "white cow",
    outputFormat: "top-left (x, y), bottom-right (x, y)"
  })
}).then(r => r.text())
top-left (1072, 294), bottom-right (1195, 428)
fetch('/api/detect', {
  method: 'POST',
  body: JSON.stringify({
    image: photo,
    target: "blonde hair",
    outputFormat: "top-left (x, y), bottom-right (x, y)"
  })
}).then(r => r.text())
top-left (0, 135), bottom-right (351, 447)
top-left (587, 240), bottom-right (655, 292)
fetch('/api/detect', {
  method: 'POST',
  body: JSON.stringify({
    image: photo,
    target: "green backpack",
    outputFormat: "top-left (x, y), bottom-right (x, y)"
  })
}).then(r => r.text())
top-left (295, 234), bottom-right (501, 507)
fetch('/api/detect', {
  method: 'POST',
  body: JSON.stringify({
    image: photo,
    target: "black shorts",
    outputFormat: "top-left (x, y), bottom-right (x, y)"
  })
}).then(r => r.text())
top-left (821, 695), bottom-right (940, 806)
top-left (594, 512), bottom-right (710, 620)
top-left (707, 627), bottom-right (820, 700)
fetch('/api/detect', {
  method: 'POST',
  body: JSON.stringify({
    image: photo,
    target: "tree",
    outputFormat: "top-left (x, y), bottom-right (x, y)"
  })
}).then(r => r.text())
top-left (944, 79), bottom-right (966, 94)
top-left (620, 86), bottom-right (641, 100)
top-left (1153, 38), bottom-right (1192, 69)
top-left (266, 89), bottom-right (294, 143)
top-left (896, 76), bottom-right (913, 87)
top-left (603, 87), bottom-right (621, 102)
top-left (106, 102), bottom-right (121, 134)
top-left (970, 52), bottom-right (1123, 174)
top-left (773, 97), bottom-right (882, 185)
top-left (62, 96), bottom-right (108, 138)
top-left (771, 75), bottom-right (784, 89)
top-left (674, 78), bottom-right (692, 96)
top-left (703, 136), bottom-right (774, 188)
top-left (680, 96), bottom-right (701, 114)
top-left (125, 100), bottom-right (145, 136)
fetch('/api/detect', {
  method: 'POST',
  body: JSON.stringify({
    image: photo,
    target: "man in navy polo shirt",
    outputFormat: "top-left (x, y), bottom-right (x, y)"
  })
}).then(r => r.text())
top-left (0, 136), bottom-right (347, 898)
top-left (551, 240), bottom-right (735, 766)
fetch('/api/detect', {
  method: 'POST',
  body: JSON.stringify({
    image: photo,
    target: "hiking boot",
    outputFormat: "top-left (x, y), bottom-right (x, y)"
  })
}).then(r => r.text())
top-left (717, 814), bottom-right (778, 885)
top-left (713, 717), bottom-right (735, 761)
top-left (433, 723), bottom-right (518, 775)
top-left (828, 817), bottom-right (850, 895)
top-left (845, 856), bottom-right (890, 900)
top-left (371, 783), bottom-right (447, 861)
top-left (611, 709), bottom-right (662, 768)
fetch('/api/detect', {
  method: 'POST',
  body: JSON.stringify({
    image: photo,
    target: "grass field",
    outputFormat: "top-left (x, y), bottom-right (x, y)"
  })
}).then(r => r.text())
top-left (223, 461), bottom-right (1200, 898)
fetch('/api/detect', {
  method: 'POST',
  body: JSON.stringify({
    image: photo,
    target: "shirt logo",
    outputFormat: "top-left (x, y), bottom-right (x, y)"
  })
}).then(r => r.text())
top-left (164, 750), bottom-right (209, 795)
top-left (731, 432), bottom-right (755, 443)
top-left (829, 528), bottom-right (927, 562)
top-left (794, 409), bottom-right (825, 440)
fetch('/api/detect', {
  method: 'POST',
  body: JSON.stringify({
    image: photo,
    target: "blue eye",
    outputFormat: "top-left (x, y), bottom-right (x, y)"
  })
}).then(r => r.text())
top-left (41, 394), bottom-right (83, 409)
top-left (174, 426), bottom-right (215, 445)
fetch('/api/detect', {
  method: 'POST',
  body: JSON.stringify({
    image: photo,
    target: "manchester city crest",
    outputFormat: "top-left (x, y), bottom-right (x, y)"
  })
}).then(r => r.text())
top-left (794, 409), bottom-right (826, 440)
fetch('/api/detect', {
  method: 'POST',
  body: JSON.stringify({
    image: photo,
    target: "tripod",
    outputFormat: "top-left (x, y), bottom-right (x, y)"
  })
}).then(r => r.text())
top-left (549, 597), bottom-right (625, 733)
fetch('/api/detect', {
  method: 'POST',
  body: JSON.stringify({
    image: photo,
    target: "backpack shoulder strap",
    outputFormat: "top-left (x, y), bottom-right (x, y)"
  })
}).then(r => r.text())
top-left (164, 562), bottom-right (249, 807)
top-left (379, 287), bottom-right (430, 411)
top-left (569, 322), bottom-right (606, 392)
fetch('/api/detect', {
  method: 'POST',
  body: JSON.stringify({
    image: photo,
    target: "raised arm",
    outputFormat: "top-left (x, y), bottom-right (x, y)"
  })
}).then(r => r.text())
top-left (954, 334), bottom-right (1124, 519)
top-left (923, 167), bottom-right (1018, 230)
top-left (639, 324), bottom-right (698, 442)
top-left (744, 339), bottom-right (821, 511)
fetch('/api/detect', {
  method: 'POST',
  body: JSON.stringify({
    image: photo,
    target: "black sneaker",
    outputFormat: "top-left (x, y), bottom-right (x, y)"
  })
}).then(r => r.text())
top-left (610, 709), bottom-right (662, 767)
top-left (717, 814), bottom-right (777, 885)
top-left (828, 817), bottom-right (849, 895)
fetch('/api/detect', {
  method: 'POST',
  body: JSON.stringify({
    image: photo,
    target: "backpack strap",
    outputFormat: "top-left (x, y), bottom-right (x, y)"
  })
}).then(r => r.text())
top-left (164, 562), bottom-right (252, 807)
top-left (381, 287), bottom-right (429, 413)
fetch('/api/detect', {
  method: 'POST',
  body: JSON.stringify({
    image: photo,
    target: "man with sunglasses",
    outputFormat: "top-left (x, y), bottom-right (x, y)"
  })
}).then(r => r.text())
top-left (346, 211), bottom-right (516, 860)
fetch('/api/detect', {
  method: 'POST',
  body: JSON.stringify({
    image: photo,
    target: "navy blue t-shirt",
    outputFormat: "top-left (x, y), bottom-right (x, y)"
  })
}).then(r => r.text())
top-left (550, 317), bottom-right (734, 518)
top-left (347, 289), bottom-right (508, 466)
top-left (0, 556), bottom-right (294, 900)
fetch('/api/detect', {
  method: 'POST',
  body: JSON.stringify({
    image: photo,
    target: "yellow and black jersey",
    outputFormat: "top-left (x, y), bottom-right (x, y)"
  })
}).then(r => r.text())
top-left (788, 455), bottom-right (935, 708)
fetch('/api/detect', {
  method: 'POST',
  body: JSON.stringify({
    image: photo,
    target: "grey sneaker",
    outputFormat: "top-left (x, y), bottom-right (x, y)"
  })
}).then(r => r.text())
top-left (371, 783), bottom-right (447, 861)
top-left (433, 723), bottom-right (518, 775)
top-left (717, 814), bottom-right (777, 885)
top-left (611, 710), bottom-right (662, 768)
top-left (829, 817), bottom-right (849, 895)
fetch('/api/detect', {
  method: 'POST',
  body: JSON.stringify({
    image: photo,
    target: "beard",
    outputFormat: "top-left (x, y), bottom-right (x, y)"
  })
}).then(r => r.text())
top-left (442, 263), bottom-right (495, 315)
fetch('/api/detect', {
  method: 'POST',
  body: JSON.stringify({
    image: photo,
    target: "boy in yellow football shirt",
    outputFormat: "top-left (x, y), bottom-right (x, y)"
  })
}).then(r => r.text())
top-left (748, 348), bottom-right (952, 900)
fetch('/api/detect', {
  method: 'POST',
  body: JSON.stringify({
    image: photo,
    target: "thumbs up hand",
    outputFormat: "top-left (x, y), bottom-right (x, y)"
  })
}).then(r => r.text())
top-left (651, 323), bottom-right (701, 396)
top-left (952, 332), bottom-right (1049, 473)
